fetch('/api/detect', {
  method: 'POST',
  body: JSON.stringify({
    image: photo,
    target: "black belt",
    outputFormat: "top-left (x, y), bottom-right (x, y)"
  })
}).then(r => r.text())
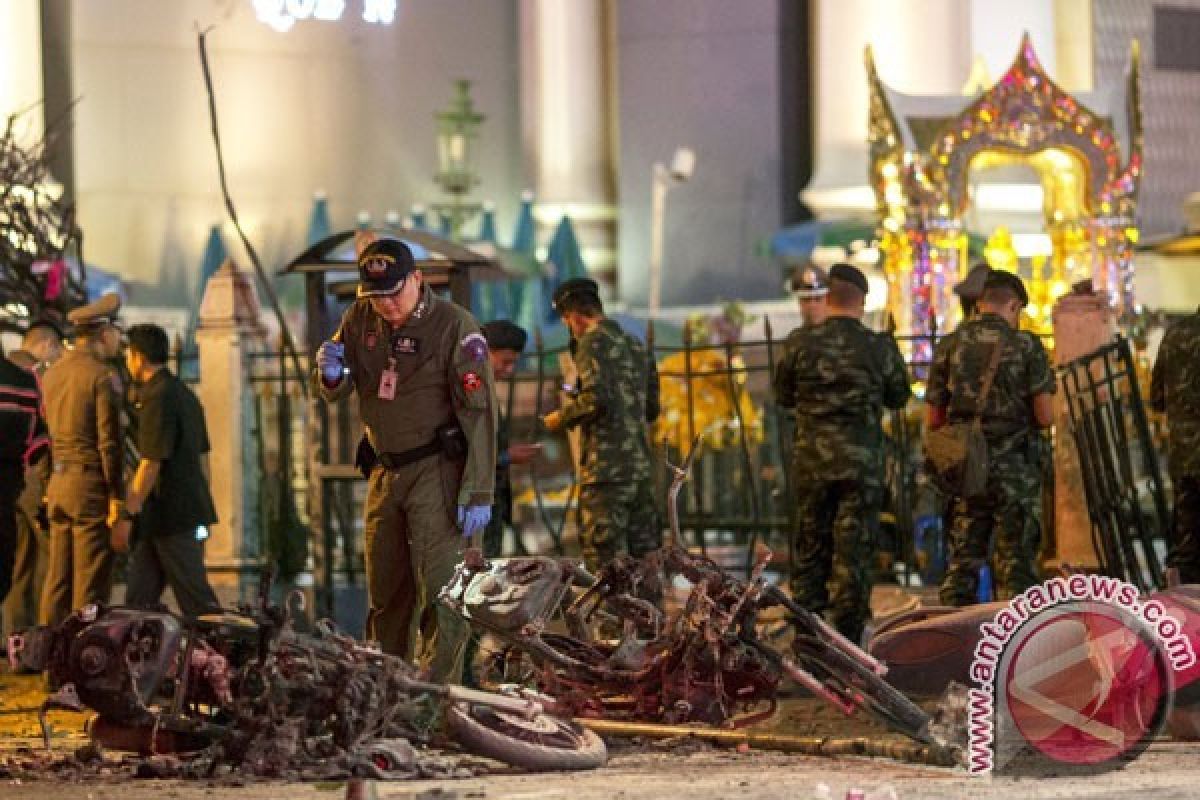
top-left (377, 437), bottom-right (443, 470)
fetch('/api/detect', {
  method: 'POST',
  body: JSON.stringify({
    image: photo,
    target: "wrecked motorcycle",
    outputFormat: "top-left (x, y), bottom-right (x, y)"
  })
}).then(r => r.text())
top-left (8, 597), bottom-right (606, 776)
top-left (441, 442), bottom-right (941, 746)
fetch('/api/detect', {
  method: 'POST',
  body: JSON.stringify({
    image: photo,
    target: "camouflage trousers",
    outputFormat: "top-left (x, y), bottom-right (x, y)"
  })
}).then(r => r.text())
top-left (940, 456), bottom-right (1041, 606)
top-left (790, 478), bottom-right (880, 644)
top-left (1168, 474), bottom-right (1200, 584)
top-left (577, 481), bottom-right (661, 574)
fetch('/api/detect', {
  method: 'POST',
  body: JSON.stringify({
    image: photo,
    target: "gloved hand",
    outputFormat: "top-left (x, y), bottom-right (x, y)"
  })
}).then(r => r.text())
top-left (316, 340), bottom-right (346, 384)
top-left (457, 504), bottom-right (492, 539)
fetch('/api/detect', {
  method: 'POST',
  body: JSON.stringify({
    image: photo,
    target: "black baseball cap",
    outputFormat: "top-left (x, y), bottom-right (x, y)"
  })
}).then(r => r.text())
top-left (552, 278), bottom-right (601, 313)
top-left (982, 270), bottom-right (1029, 307)
top-left (357, 238), bottom-right (416, 298)
top-left (828, 262), bottom-right (869, 295)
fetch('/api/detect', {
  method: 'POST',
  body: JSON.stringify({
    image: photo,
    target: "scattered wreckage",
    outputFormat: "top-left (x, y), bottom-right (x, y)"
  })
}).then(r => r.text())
top-left (7, 591), bottom-right (605, 780)
top-left (442, 443), bottom-right (963, 766)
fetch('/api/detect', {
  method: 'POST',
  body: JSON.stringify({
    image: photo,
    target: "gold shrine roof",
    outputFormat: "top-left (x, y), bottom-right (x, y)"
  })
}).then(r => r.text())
top-left (866, 33), bottom-right (1142, 217)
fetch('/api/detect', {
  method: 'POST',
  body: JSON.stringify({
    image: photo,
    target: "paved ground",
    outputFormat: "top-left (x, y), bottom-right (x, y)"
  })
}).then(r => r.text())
top-left (3, 669), bottom-right (1199, 800)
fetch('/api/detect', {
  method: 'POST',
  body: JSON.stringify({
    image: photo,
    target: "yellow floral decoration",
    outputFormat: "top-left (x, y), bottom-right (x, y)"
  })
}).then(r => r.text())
top-left (653, 315), bottom-right (764, 453)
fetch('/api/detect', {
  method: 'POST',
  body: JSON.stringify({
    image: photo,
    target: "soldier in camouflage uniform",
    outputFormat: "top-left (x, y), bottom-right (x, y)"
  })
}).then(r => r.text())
top-left (912, 264), bottom-right (992, 584)
top-left (315, 238), bottom-right (497, 682)
top-left (543, 278), bottom-right (661, 572)
top-left (773, 263), bottom-right (910, 643)
top-left (926, 271), bottom-right (1055, 606)
top-left (1150, 307), bottom-right (1200, 584)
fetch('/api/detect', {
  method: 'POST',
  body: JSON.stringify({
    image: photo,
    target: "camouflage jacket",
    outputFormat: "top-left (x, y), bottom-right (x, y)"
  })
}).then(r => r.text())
top-left (1151, 310), bottom-right (1200, 477)
top-left (773, 316), bottom-right (910, 482)
top-left (926, 313), bottom-right (1055, 460)
top-left (560, 319), bottom-right (660, 485)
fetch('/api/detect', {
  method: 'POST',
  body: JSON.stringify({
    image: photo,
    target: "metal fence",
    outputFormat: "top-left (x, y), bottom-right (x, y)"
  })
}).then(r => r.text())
top-left (1059, 335), bottom-right (1168, 590)
top-left (173, 322), bottom-right (1127, 619)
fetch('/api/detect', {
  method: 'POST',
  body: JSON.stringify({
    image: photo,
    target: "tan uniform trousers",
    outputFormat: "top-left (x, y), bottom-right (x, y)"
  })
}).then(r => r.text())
top-left (40, 467), bottom-right (113, 626)
top-left (364, 452), bottom-right (467, 682)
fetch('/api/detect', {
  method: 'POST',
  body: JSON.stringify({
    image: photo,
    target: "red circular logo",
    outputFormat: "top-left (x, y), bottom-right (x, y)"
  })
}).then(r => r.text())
top-left (1001, 604), bottom-right (1170, 770)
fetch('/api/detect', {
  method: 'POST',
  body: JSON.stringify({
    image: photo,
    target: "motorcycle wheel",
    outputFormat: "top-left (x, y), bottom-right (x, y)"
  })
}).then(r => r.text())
top-left (446, 702), bottom-right (607, 771)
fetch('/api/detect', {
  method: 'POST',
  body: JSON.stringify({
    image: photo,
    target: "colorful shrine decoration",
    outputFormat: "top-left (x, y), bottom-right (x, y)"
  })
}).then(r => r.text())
top-left (867, 34), bottom-right (1142, 346)
top-left (654, 310), bottom-right (763, 455)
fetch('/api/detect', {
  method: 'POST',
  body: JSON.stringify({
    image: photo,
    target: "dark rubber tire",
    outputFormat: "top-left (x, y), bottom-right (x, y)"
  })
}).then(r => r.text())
top-left (446, 703), bottom-right (607, 771)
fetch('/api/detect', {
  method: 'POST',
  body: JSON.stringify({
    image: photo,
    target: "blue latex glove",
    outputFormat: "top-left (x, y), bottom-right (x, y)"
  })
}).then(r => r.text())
top-left (457, 504), bottom-right (492, 539)
top-left (316, 341), bottom-right (345, 384)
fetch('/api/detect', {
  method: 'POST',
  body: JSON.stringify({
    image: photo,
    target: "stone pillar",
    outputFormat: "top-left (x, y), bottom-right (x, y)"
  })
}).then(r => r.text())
top-left (1050, 290), bottom-right (1118, 570)
top-left (195, 259), bottom-right (266, 603)
top-left (0, 1), bottom-right (43, 138)
top-left (518, 0), bottom-right (616, 288)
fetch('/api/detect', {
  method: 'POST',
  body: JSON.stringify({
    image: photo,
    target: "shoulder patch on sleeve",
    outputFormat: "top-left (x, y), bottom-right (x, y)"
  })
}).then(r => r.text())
top-left (461, 332), bottom-right (489, 363)
top-left (462, 371), bottom-right (484, 393)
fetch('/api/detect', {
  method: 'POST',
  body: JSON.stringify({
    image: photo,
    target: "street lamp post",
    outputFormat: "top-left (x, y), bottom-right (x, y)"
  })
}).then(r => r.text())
top-left (647, 147), bottom-right (695, 317)
top-left (432, 79), bottom-right (485, 241)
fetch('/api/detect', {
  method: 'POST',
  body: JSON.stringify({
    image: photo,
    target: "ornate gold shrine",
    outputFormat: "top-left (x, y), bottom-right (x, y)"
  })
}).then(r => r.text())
top-left (867, 34), bottom-right (1143, 348)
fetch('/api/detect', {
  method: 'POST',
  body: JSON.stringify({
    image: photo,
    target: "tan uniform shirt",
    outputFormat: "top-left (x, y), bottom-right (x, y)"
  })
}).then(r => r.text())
top-left (41, 347), bottom-right (124, 499)
top-left (314, 287), bottom-right (498, 507)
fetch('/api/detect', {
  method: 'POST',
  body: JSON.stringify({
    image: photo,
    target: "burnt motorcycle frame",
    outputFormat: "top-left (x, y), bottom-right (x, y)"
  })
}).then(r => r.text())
top-left (442, 440), bottom-right (937, 744)
top-left (8, 591), bottom-right (605, 773)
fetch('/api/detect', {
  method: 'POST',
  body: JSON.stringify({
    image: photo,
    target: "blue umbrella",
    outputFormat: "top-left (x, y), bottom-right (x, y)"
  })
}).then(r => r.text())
top-left (542, 215), bottom-right (587, 326)
top-left (183, 224), bottom-right (228, 363)
top-left (198, 224), bottom-right (228, 292)
top-left (508, 191), bottom-right (543, 333)
top-left (470, 203), bottom-right (511, 321)
top-left (307, 192), bottom-right (332, 245)
top-left (409, 205), bottom-right (431, 232)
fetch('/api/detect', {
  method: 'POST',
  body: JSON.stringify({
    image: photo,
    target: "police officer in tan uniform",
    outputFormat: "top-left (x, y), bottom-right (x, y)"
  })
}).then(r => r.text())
top-left (314, 238), bottom-right (497, 681)
top-left (40, 293), bottom-right (126, 626)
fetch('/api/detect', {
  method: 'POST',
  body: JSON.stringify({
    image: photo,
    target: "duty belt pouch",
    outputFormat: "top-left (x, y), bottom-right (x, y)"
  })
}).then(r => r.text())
top-left (924, 339), bottom-right (1005, 500)
top-left (436, 422), bottom-right (467, 460)
top-left (354, 434), bottom-right (379, 479)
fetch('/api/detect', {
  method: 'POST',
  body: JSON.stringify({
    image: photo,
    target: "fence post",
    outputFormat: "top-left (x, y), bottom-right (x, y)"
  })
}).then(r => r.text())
top-left (195, 258), bottom-right (267, 605)
top-left (1050, 290), bottom-right (1116, 572)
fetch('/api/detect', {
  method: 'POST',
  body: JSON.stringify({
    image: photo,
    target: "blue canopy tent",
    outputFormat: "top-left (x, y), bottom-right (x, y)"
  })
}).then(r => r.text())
top-left (469, 204), bottom-right (512, 322)
top-left (508, 192), bottom-right (545, 335)
top-left (307, 194), bottom-right (332, 245)
top-left (540, 216), bottom-right (588, 328)
top-left (182, 224), bottom-right (228, 358)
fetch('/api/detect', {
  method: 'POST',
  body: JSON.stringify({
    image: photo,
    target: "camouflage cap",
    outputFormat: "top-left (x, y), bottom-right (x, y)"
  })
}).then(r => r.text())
top-left (828, 262), bottom-right (869, 295)
top-left (552, 277), bottom-right (601, 313)
top-left (982, 269), bottom-right (1029, 307)
top-left (953, 262), bottom-right (993, 300)
top-left (357, 238), bottom-right (415, 298)
top-left (67, 293), bottom-right (121, 330)
top-left (786, 264), bottom-right (829, 298)
top-left (482, 319), bottom-right (528, 352)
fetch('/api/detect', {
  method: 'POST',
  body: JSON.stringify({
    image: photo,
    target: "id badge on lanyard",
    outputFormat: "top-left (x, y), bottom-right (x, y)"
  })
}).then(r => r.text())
top-left (378, 357), bottom-right (398, 400)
